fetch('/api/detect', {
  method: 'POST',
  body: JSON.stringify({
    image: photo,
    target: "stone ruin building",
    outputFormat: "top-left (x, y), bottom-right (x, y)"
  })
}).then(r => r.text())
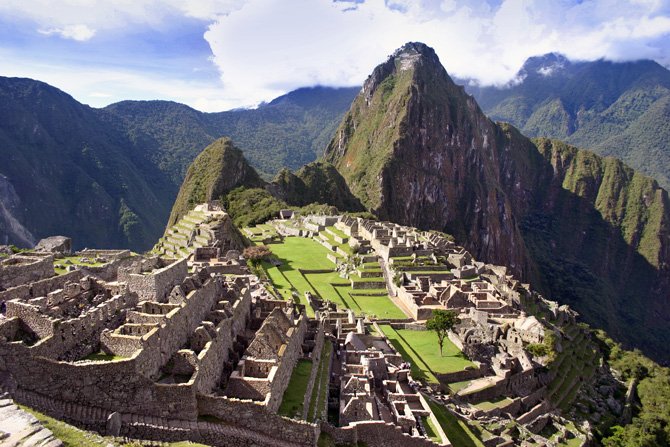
top-left (317, 306), bottom-right (449, 446)
top-left (315, 215), bottom-right (586, 442)
top-left (1, 208), bottom-right (468, 447)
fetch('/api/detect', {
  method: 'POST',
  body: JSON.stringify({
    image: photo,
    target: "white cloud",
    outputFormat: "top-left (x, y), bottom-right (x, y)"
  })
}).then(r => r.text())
top-left (0, 0), bottom-right (244, 34)
top-left (38, 24), bottom-right (96, 41)
top-left (1, 0), bottom-right (670, 110)
top-left (201, 0), bottom-right (670, 107)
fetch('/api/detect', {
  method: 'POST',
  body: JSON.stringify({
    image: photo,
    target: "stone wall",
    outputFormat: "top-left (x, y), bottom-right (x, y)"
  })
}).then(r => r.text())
top-left (320, 420), bottom-right (442, 447)
top-left (436, 366), bottom-right (484, 385)
top-left (131, 279), bottom-right (221, 379)
top-left (192, 288), bottom-right (252, 393)
top-left (127, 258), bottom-right (188, 302)
top-left (197, 393), bottom-right (319, 445)
top-left (0, 254), bottom-right (55, 290)
top-left (0, 342), bottom-right (198, 418)
top-left (308, 216), bottom-right (340, 226)
top-left (0, 270), bottom-right (86, 307)
top-left (265, 314), bottom-right (308, 412)
top-left (0, 278), bottom-right (233, 421)
top-left (5, 299), bottom-right (55, 339)
top-left (82, 256), bottom-right (140, 282)
top-left (75, 249), bottom-right (131, 260)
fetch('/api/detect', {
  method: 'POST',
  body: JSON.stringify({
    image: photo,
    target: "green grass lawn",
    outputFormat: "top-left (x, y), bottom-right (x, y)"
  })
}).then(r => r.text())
top-left (260, 237), bottom-right (340, 316)
top-left (473, 396), bottom-right (514, 411)
top-left (379, 325), bottom-right (475, 383)
top-left (303, 272), bottom-right (405, 319)
top-left (268, 237), bottom-right (336, 270)
top-left (325, 225), bottom-right (348, 239)
top-left (82, 352), bottom-right (125, 361)
top-left (319, 230), bottom-right (352, 254)
top-left (255, 237), bottom-right (408, 319)
top-left (278, 360), bottom-right (313, 419)
top-left (422, 415), bottom-right (442, 443)
top-left (427, 400), bottom-right (485, 447)
top-left (448, 379), bottom-right (473, 394)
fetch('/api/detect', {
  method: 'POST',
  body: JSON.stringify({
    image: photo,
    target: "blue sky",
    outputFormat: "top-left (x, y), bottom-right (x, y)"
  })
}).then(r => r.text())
top-left (1, 0), bottom-right (669, 112)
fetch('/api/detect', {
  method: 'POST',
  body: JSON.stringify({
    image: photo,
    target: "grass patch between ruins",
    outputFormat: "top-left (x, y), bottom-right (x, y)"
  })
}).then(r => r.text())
top-left (82, 352), bottom-right (126, 362)
top-left (260, 236), bottom-right (406, 319)
top-left (427, 400), bottom-right (485, 447)
top-left (278, 359), bottom-right (314, 419)
top-left (422, 415), bottom-right (442, 443)
top-left (473, 396), bottom-right (514, 411)
top-left (379, 325), bottom-right (475, 383)
top-left (308, 338), bottom-right (333, 422)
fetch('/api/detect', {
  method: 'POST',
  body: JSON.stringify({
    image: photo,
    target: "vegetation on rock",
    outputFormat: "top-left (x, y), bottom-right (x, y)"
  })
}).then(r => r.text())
top-left (461, 54), bottom-right (670, 191)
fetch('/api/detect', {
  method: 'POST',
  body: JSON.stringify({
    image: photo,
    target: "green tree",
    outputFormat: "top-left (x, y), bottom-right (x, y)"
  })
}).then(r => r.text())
top-left (426, 309), bottom-right (460, 357)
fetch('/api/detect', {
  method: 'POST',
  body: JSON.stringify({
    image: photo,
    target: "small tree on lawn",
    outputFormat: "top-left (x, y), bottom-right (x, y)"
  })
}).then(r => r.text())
top-left (426, 309), bottom-right (460, 357)
top-left (243, 245), bottom-right (273, 267)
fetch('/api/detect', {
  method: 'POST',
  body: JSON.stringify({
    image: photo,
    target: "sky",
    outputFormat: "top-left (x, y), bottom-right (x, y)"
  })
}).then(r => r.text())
top-left (1, 0), bottom-right (669, 112)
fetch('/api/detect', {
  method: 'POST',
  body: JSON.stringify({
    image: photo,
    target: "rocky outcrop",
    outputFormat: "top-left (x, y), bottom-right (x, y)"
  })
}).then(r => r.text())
top-left (35, 236), bottom-right (72, 254)
top-left (268, 162), bottom-right (364, 212)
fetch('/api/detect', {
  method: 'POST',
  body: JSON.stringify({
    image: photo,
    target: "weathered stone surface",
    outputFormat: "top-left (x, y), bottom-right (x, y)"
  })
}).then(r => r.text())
top-left (106, 411), bottom-right (121, 437)
top-left (35, 236), bottom-right (72, 254)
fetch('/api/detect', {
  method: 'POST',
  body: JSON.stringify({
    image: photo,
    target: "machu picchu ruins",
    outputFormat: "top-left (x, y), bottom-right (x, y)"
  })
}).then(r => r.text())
top-left (0, 203), bottom-right (625, 447)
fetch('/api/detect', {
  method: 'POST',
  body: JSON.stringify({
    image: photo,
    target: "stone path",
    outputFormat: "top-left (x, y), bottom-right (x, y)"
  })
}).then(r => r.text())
top-left (0, 394), bottom-right (63, 447)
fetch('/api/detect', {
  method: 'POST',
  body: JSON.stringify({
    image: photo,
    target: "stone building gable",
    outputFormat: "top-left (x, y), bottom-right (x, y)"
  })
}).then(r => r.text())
top-left (341, 395), bottom-right (374, 425)
top-left (343, 376), bottom-right (368, 395)
top-left (245, 308), bottom-right (293, 360)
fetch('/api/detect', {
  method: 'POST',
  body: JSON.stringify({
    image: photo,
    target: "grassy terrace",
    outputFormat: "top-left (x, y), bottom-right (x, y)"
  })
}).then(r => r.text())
top-left (54, 256), bottom-right (109, 275)
top-left (278, 360), bottom-right (313, 419)
top-left (422, 415), bottom-right (441, 443)
top-left (325, 225), bottom-right (348, 240)
top-left (257, 236), bottom-right (406, 319)
top-left (473, 396), bottom-right (514, 411)
top-left (378, 325), bottom-right (475, 384)
top-left (319, 229), bottom-right (352, 254)
top-left (428, 400), bottom-right (485, 447)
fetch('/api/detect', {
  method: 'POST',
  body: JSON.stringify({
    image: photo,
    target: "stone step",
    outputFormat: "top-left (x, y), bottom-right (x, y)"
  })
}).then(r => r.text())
top-left (178, 220), bottom-right (196, 230)
top-left (183, 215), bottom-right (205, 225)
top-left (194, 235), bottom-right (210, 245)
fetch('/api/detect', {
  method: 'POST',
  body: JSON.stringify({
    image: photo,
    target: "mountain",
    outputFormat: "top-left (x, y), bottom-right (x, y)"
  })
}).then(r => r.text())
top-left (102, 86), bottom-right (360, 182)
top-left (324, 42), bottom-right (670, 364)
top-left (167, 137), bottom-right (363, 231)
top-left (0, 78), bottom-right (358, 252)
top-left (269, 162), bottom-right (365, 212)
top-left (0, 77), bottom-right (173, 251)
top-left (459, 54), bottom-right (670, 190)
top-left (167, 138), bottom-right (266, 227)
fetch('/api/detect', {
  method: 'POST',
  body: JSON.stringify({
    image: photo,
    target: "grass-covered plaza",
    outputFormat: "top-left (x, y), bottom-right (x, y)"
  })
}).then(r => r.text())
top-left (257, 235), bottom-right (406, 319)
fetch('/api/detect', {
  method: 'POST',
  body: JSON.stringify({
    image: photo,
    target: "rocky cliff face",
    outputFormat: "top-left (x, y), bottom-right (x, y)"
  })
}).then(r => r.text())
top-left (268, 162), bottom-right (364, 212)
top-left (325, 42), bottom-right (534, 277)
top-left (324, 42), bottom-right (670, 362)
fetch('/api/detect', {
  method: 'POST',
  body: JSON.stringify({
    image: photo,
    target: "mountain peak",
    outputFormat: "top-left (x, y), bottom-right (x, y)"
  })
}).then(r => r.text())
top-left (519, 52), bottom-right (571, 77)
top-left (362, 42), bottom-right (445, 104)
